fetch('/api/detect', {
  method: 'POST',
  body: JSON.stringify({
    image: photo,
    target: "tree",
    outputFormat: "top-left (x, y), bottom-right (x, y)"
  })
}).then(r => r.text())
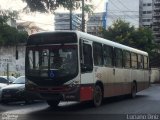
top-left (22, 0), bottom-right (93, 13)
top-left (100, 19), bottom-right (157, 54)
top-left (0, 11), bottom-right (28, 46)
top-left (22, 0), bottom-right (93, 31)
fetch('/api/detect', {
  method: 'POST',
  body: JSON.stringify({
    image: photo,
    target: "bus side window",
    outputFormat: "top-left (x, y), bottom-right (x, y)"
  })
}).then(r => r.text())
top-left (144, 56), bottom-right (148, 69)
top-left (123, 51), bottom-right (131, 68)
top-left (103, 45), bottom-right (113, 67)
top-left (114, 48), bottom-right (123, 68)
top-left (81, 43), bottom-right (93, 72)
top-left (131, 53), bottom-right (138, 69)
top-left (138, 55), bottom-right (144, 69)
top-left (93, 42), bottom-right (103, 66)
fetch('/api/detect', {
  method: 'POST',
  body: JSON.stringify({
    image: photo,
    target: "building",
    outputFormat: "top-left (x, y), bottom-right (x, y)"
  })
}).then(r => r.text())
top-left (152, 0), bottom-right (160, 42)
top-left (87, 12), bottom-right (106, 36)
top-left (139, 0), bottom-right (160, 42)
top-left (54, 12), bottom-right (106, 36)
top-left (17, 22), bottom-right (44, 35)
top-left (139, 0), bottom-right (153, 28)
top-left (54, 13), bottom-right (82, 31)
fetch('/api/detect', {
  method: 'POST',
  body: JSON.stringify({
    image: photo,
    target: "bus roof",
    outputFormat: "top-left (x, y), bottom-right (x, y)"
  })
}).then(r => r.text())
top-left (30, 30), bottom-right (148, 56)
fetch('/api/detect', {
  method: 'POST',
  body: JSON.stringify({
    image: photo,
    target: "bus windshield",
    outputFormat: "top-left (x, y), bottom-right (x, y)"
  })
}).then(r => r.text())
top-left (26, 45), bottom-right (78, 79)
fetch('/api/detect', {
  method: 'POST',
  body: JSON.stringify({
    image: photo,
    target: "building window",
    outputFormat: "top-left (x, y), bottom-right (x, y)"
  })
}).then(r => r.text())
top-left (143, 11), bottom-right (146, 14)
top-left (143, 3), bottom-right (146, 6)
top-left (147, 11), bottom-right (152, 14)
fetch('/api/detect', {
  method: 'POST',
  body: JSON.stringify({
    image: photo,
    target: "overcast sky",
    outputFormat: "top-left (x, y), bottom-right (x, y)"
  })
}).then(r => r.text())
top-left (107, 0), bottom-right (139, 27)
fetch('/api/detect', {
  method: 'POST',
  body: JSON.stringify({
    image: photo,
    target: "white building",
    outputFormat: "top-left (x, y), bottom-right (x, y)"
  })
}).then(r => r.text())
top-left (139, 0), bottom-right (160, 42)
top-left (152, 0), bottom-right (160, 42)
top-left (54, 12), bottom-right (106, 36)
top-left (139, 0), bottom-right (153, 27)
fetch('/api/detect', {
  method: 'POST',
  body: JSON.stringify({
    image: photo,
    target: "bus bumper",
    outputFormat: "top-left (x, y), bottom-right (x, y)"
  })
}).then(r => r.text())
top-left (26, 84), bottom-right (94, 102)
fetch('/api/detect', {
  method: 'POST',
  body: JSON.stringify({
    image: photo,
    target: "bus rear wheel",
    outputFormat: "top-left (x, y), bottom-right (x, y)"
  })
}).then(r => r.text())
top-left (47, 100), bottom-right (60, 108)
top-left (93, 85), bottom-right (103, 107)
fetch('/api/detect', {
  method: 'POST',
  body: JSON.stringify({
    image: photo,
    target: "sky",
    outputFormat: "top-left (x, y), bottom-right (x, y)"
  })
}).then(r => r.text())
top-left (107, 0), bottom-right (139, 27)
top-left (0, 0), bottom-right (107, 31)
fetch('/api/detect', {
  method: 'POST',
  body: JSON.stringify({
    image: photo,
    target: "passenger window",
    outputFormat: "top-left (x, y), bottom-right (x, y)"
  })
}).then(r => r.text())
top-left (103, 45), bottom-right (113, 67)
top-left (123, 51), bottom-right (131, 68)
top-left (93, 42), bottom-right (103, 66)
top-left (138, 55), bottom-right (144, 69)
top-left (115, 48), bottom-right (123, 67)
top-left (82, 43), bottom-right (93, 72)
top-left (144, 56), bottom-right (148, 69)
top-left (131, 53), bottom-right (138, 69)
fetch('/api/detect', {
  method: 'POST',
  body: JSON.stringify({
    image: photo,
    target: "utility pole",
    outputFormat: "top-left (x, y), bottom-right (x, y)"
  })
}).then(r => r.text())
top-left (70, 0), bottom-right (73, 30)
top-left (82, 0), bottom-right (85, 32)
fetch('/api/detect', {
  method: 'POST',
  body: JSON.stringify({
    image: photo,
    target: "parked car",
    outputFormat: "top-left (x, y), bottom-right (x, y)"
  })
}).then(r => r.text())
top-left (0, 76), bottom-right (16, 84)
top-left (1, 76), bottom-right (33, 103)
top-left (0, 77), bottom-right (9, 89)
top-left (0, 76), bottom-right (15, 91)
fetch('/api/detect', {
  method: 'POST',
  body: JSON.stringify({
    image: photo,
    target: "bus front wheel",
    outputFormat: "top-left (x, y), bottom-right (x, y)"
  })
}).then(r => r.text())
top-left (47, 100), bottom-right (60, 107)
top-left (93, 85), bottom-right (103, 107)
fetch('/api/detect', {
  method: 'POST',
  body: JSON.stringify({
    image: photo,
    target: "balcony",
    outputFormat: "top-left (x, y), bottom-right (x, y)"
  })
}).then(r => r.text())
top-left (154, 7), bottom-right (160, 12)
top-left (153, 27), bottom-right (160, 31)
top-left (154, 0), bottom-right (160, 4)
top-left (153, 13), bottom-right (160, 18)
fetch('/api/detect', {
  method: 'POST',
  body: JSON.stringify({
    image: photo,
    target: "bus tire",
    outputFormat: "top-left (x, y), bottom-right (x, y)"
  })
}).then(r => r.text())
top-left (93, 85), bottom-right (103, 107)
top-left (47, 100), bottom-right (60, 107)
top-left (130, 82), bottom-right (137, 98)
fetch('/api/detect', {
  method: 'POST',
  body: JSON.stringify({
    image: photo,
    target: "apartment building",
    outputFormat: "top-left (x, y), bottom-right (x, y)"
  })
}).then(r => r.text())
top-left (139, 0), bottom-right (160, 42)
top-left (152, 0), bottom-right (160, 42)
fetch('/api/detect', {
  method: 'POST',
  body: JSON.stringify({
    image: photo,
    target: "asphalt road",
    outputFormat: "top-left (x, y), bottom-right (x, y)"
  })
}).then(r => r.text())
top-left (0, 84), bottom-right (160, 120)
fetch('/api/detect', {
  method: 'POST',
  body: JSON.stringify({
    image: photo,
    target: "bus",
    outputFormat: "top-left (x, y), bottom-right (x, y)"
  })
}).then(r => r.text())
top-left (25, 31), bottom-right (150, 107)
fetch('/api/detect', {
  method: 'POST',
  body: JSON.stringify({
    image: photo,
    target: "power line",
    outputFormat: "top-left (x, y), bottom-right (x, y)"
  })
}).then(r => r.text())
top-left (108, 0), bottom-right (139, 22)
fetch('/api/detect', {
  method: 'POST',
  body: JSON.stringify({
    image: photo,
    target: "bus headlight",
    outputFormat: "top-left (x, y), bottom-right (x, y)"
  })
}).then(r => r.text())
top-left (68, 80), bottom-right (79, 88)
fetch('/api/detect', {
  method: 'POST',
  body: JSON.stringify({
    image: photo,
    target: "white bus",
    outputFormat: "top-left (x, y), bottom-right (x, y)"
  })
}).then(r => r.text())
top-left (25, 31), bottom-right (150, 107)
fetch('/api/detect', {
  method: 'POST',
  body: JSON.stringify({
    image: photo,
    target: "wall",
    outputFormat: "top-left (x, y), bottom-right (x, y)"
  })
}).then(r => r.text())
top-left (0, 45), bottom-right (25, 77)
top-left (150, 68), bottom-right (160, 83)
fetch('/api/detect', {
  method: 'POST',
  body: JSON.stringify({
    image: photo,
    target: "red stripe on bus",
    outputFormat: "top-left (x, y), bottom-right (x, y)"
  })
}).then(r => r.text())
top-left (80, 86), bottom-right (93, 101)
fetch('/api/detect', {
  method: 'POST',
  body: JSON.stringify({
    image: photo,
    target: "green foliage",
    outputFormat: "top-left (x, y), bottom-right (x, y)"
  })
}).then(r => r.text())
top-left (100, 19), bottom-right (157, 54)
top-left (23, 0), bottom-right (93, 13)
top-left (0, 11), bottom-right (28, 46)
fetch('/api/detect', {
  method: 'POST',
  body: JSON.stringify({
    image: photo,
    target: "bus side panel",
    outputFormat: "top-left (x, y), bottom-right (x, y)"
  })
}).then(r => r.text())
top-left (144, 70), bottom-right (150, 88)
top-left (95, 67), bottom-right (132, 97)
top-left (94, 67), bottom-right (115, 97)
top-left (131, 69), bottom-right (148, 92)
top-left (113, 68), bottom-right (131, 96)
top-left (80, 73), bottom-right (94, 101)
